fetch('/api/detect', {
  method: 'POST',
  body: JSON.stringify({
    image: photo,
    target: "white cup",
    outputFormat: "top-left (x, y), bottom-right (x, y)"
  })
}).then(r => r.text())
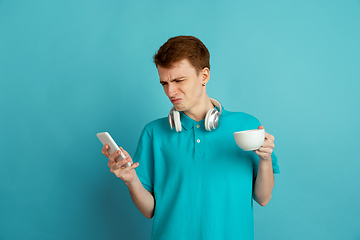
top-left (233, 129), bottom-right (265, 151)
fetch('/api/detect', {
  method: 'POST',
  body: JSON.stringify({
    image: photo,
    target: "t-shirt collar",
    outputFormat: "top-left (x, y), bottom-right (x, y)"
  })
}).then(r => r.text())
top-left (178, 106), bottom-right (227, 131)
top-left (179, 111), bottom-right (204, 131)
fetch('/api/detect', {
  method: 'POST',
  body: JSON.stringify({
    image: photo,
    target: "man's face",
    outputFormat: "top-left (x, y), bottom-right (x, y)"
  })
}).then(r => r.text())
top-left (158, 59), bottom-right (209, 114)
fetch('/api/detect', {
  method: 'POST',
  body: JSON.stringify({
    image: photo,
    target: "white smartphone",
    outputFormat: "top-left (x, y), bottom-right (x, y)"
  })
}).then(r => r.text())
top-left (97, 132), bottom-right (131, 167)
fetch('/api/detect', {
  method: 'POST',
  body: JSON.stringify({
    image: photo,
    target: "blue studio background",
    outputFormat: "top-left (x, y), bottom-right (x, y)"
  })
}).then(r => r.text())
top-left (1, 1), bottom-right (359, 239)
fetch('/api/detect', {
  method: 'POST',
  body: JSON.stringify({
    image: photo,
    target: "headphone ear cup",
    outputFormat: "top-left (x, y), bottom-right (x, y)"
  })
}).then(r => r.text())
top-left (173, 110), bottom-right (182, 132)
top-left (204, 109), bottom-right (214, 131)
top-left (168, 111), bottom-right (174, 130)
top-left (205, 98), bottom-right (223, 131)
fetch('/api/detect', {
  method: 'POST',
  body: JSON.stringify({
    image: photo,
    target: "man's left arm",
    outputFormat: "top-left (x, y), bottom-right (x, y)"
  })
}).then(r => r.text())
top-left (253, 125), bottom-right (275, 206)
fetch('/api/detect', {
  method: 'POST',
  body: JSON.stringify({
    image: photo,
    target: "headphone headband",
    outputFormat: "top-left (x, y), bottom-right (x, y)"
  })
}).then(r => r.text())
top-left (209, 98), bottom-right (222, 115)
top-left (168, 98), bottom-right (222, 132)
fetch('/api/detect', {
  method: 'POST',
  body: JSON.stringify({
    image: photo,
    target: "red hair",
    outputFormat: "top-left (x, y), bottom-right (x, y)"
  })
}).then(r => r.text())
top-left (153, 36), bottom-right (210, 74)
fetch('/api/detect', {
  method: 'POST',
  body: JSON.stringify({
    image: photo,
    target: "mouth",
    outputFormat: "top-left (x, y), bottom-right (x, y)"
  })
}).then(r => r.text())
top-left (171, 98), bottom-right (182, 104)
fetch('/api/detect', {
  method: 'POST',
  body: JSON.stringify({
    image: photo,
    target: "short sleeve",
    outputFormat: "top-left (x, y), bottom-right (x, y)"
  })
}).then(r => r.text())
top-left (271, 152), bottom-right (280, 174)
top-left (252, 119), bottom-right (280, 176)
top-left (253, 151), bottom-right (280, 178)
top-left (133, 127), bottom-right (154, 192)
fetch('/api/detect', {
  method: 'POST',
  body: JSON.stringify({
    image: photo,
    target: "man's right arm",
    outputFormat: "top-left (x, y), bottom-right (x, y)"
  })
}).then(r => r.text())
top-left (102, 145), bottom-right (155, 219)
top-left (126, 174), bottom-right (155, 219)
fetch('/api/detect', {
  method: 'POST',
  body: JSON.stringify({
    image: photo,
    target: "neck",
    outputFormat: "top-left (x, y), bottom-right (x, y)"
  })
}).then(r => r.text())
top-left (183, 96), bottom-right (214, 122)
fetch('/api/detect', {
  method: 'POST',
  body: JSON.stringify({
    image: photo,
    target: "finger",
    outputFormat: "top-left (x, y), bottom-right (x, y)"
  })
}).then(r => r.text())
top-left (119, 147), bottom-right (129, 157)
top-left (264, 133), bottom-right (275, 142)
top-left (264, 132), bottom-right (275, 142)
top-left (254, 148), bottom-right (272, 159)
top-left (258, 147), bottom-right (273, 154)
top-left (258, 125), bottom-right (275, 142)
top-left (119, 147), bottom-right (134, 164)
top-left (110, 160), bottom-right (126, 173)
top-left (129, 162), bottom-right (139, 169)
top-left (113, 162), bottom-right (140, 178)
top-left (256, 152), bottom-right (271, 160)
top-left (254, 149), bottom-right (262, 156)
top-left (109, 150), bottom-right (123, 163)
top-left (120, 162), bottom-right (139, 171)
top-left (112, 157), bottom-right (130, 170)
top-left (260, 140), bottom-right (275, 149)
top-left (102, 144), bottom-right (110, 157)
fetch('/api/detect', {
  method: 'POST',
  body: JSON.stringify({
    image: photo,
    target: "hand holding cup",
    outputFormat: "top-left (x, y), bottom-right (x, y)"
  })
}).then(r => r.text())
top-left (234, 126), bottom-right (275, 161)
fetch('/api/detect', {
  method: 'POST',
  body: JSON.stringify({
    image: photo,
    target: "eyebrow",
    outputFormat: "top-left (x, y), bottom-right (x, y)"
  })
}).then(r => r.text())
top-left (160, 76), bottom-right (186, 84)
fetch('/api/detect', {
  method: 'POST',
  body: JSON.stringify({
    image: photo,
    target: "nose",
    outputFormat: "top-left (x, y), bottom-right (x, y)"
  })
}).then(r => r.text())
top-left (167, 82), bottom-right (177, 97)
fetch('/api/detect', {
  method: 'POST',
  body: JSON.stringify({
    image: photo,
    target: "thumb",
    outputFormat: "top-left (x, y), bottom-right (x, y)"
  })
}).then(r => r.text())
top-left (258, 125), bottom-right (264, 130)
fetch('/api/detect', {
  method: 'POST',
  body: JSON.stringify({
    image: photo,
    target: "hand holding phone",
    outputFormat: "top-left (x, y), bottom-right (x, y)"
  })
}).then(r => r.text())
top-left (97, 132), bottom-right (131, 167)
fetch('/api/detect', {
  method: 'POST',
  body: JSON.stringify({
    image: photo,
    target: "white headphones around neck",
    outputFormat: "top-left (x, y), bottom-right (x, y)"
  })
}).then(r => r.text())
top-left (168, 98), bottom-right (223, 132)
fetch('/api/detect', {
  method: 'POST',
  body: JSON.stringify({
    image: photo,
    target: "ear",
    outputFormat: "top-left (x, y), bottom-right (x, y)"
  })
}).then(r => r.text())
top-left (201, 67), bottom-right (210, 85)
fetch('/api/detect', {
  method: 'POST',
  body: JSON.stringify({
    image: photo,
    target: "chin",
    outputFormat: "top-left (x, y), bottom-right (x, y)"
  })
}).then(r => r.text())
top-left (174, 103), bottom-right (186, 111)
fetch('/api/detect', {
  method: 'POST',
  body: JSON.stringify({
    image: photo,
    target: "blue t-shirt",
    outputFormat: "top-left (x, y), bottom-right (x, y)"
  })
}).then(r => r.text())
top-left (134, 108), bottom-right (280, 240)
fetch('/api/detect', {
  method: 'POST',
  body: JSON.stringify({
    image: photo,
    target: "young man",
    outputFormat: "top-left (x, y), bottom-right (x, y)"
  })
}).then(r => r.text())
top-left (102, 36), bottom-right (280, 240)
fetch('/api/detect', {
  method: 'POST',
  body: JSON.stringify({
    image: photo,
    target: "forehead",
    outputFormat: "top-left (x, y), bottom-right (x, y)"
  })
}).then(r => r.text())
top-left (157, 59), bottom-right (197, 81)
